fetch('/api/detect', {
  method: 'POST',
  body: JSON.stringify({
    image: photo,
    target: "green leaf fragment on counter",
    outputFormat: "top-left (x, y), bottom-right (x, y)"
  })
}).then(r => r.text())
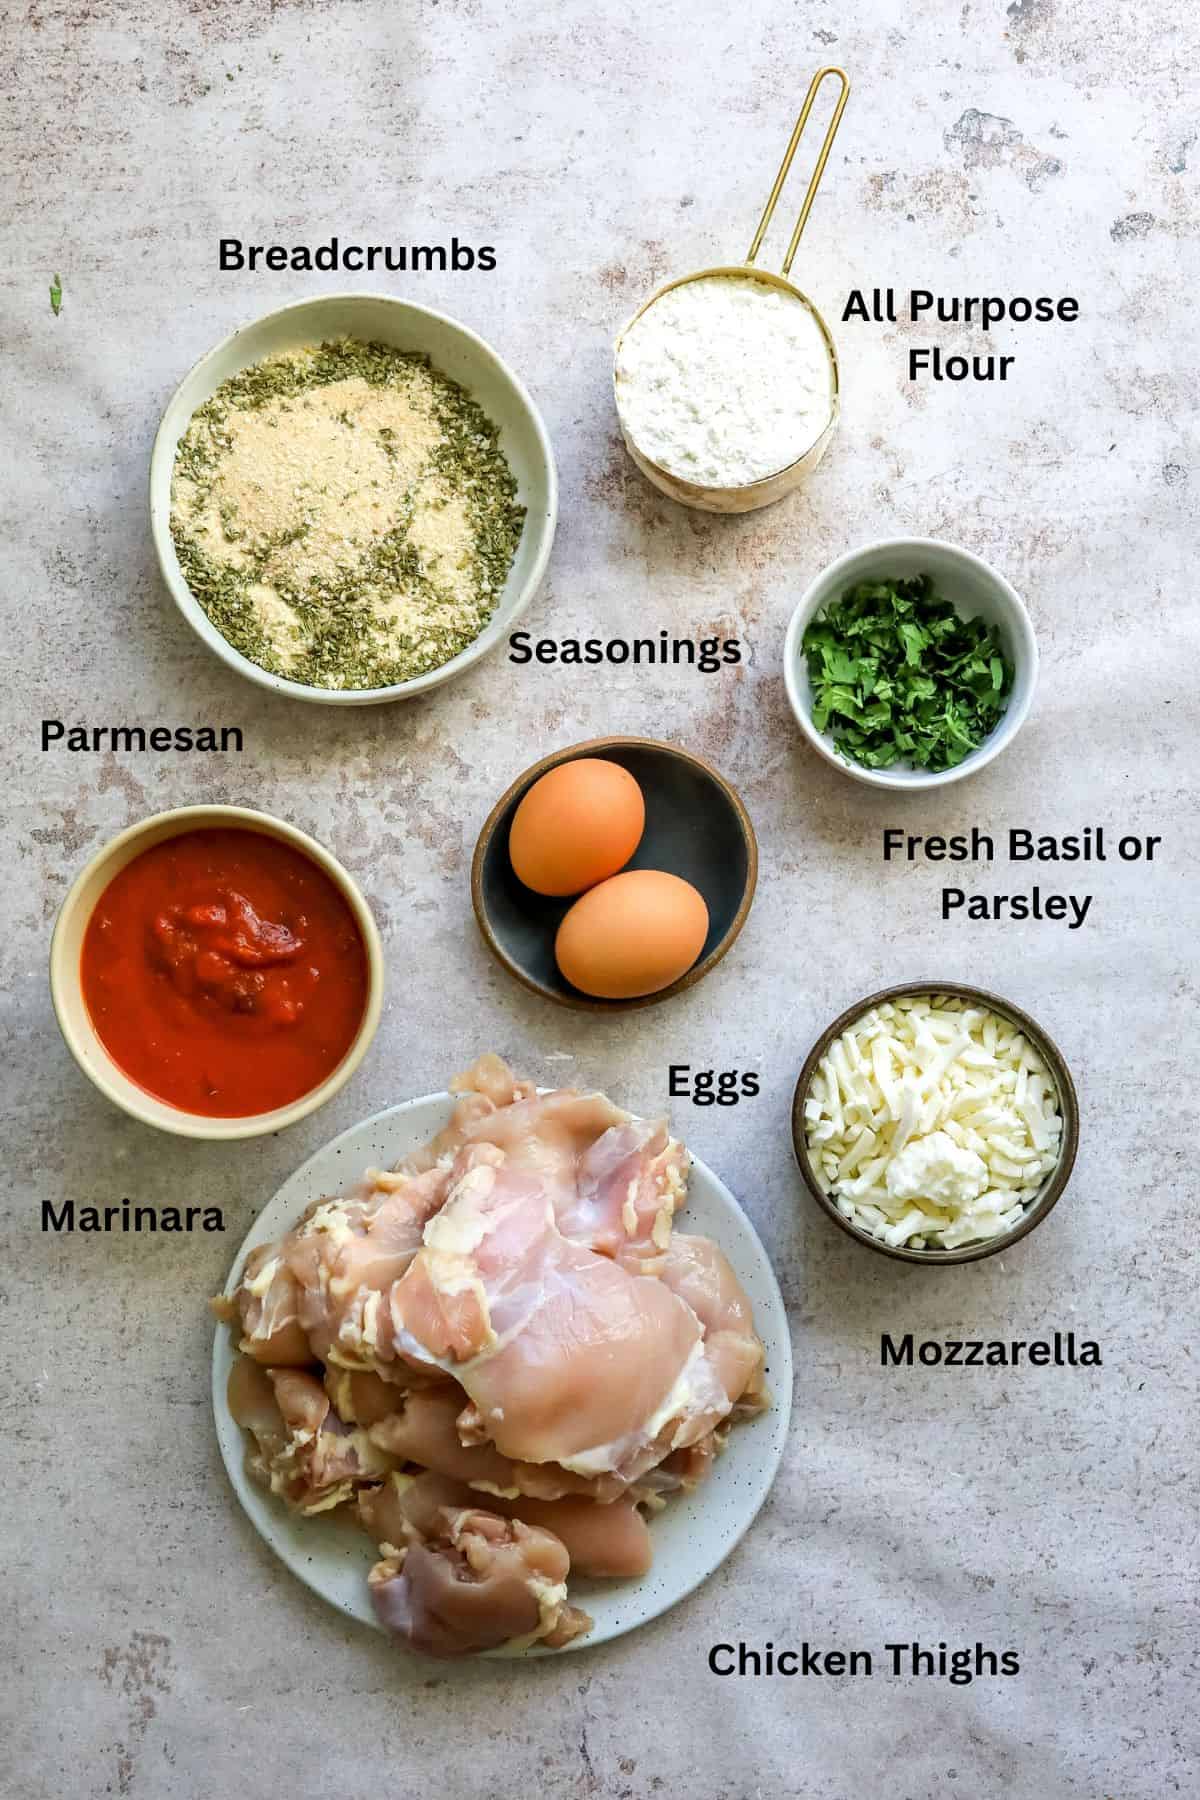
top-left (49, 274), bottom-right (62, 316)
top-left (802, 573), bottom-right (1015, 773)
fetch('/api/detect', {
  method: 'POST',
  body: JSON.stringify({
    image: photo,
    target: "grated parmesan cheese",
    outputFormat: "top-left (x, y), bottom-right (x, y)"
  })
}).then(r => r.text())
top-left (804, 995), bottom-right (1062, 1250)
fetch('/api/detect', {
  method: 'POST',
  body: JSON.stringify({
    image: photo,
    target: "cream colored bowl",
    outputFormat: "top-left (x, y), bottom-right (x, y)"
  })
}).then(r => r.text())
top-left (151, 293), bottom-right (557, 704)
top-left (50, 806), bottom-right (384, 1139)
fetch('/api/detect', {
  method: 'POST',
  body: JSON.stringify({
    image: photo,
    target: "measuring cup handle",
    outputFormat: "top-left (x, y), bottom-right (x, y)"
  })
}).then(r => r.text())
top-left (745, 66), bottom-right (850, 276)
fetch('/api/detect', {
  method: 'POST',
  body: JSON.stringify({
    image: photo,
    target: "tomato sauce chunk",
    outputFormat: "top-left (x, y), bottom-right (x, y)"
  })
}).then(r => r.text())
top-left (81, 828), bottom-right (369, 1116)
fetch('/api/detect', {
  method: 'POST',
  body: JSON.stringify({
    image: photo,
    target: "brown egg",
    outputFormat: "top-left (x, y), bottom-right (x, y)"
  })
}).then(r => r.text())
top-left (555, 870), bottom-right (710, 1000)
top-left (509, 758), bottom-right (645, 897)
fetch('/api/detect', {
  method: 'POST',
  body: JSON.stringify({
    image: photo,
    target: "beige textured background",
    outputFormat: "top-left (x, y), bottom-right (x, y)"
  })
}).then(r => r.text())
top-left (3, 2), bottom-right (1197, 1796)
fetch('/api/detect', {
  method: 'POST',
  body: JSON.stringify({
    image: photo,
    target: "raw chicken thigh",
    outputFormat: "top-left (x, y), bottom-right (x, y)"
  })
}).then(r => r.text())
top-left (226, 1358), bottom-right (399, 1513)
top-left (369, 1507), bottom-right (590, 1658)
top-left (359, 1471), bottom-right (654, 1580)
top-left (215, 1055), bottom-right (768, 1659)
top-left (388, 1146), bottom-right (713, 1478)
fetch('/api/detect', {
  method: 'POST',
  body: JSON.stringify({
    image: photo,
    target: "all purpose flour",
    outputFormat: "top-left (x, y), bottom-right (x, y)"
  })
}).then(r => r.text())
top-left (615, 273), bottom-right (834, 488)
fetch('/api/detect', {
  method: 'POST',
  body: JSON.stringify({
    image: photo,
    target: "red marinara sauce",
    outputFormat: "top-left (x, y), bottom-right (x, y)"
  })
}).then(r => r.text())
top-left (80, 828), bottom-right (370, 1117)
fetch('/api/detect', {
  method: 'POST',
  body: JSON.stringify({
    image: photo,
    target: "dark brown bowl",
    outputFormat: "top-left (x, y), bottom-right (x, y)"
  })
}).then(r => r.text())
top-left (791, 981), bottom-right (1079, 1265)
top-left (471, 736), bottom-right (758, 1012)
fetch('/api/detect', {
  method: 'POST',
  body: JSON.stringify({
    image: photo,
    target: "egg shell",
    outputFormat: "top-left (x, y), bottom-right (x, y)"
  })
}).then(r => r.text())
top-left (555, 869), bottom-right (710, 999)
top-left (508, 759), bottom-right (646, 897)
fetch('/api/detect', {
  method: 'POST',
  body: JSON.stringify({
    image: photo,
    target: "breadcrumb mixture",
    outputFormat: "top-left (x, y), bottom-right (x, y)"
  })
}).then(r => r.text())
top-left (170, 339), bottom-right (525, 690)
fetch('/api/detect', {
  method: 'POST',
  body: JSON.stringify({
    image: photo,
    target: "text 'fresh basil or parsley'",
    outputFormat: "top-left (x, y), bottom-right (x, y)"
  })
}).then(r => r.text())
top-left (802, 575), bottom-right (1014, 772)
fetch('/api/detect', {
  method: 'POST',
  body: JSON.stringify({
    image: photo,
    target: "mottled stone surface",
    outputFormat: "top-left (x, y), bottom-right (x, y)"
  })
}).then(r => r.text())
top-left (2, 2), bottom-right (1197, 1796)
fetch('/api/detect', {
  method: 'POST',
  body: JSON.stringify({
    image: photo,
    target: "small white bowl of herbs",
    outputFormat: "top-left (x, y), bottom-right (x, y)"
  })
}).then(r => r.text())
top-left (783, 538), bottom-right (1038, 789)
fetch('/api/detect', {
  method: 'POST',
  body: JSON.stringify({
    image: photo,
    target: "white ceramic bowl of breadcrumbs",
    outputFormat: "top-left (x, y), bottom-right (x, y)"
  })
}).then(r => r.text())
top-left (151, 293), bottom-right (557, 705)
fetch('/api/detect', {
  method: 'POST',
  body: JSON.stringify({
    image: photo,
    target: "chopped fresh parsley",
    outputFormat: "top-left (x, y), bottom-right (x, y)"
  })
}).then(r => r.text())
top-left (49, 273), bottom-right (63, 316)
top-left (802, 573), bottom-right (1014, 772)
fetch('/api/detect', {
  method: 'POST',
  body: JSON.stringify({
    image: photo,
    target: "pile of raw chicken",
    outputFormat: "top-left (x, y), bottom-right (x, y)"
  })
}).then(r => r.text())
top-left (214, 1055), bottom-right (768, 1657)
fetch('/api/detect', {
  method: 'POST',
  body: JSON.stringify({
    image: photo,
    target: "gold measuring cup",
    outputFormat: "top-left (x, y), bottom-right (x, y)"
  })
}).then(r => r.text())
top-left (614, 67), bottom-right (850, 515)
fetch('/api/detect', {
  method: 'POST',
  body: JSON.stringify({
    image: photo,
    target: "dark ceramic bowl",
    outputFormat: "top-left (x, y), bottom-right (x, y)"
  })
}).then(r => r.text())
top-left (472, 736), bottom-right (758, 1012)
top-left (791, 981), bottom-right (1079, 1265)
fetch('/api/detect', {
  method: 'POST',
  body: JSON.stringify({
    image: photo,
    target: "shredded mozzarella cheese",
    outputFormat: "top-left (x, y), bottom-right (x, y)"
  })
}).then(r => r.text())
top-left (804, 995), bottom-right (1063, 1250)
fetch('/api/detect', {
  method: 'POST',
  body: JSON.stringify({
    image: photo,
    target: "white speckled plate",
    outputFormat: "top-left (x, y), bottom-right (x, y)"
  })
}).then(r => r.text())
top-left (212, 1093), bottom-right (792, 1657)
